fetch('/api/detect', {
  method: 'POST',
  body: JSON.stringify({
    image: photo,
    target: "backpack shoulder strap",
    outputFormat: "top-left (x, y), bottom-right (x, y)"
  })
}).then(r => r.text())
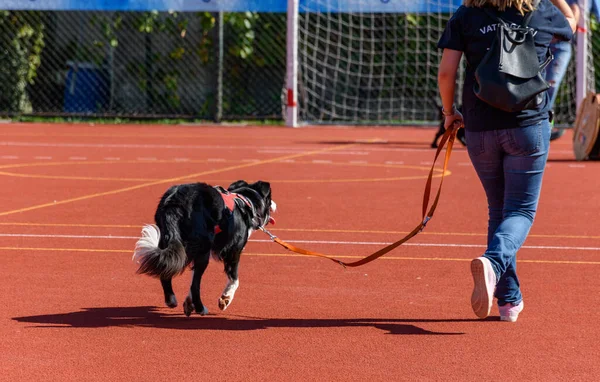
top-left (522, 11), bottom-right (534, 27)
top-left (483, 5), bottom-right (538, 28)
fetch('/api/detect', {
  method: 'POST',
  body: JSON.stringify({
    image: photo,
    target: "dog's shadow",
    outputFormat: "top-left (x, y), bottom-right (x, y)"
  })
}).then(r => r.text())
top-left (12, 306), bottom-right (490, 335)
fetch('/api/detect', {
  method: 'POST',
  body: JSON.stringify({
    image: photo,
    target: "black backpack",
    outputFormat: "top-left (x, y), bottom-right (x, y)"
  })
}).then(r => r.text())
top-left (474, 6), bottom-right (552, 112)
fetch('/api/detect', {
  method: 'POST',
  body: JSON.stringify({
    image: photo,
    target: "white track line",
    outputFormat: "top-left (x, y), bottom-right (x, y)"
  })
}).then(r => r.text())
top-left (1, 233), bottom-right (598, 251)
top-left (0, 233), bottom-right (138, 239)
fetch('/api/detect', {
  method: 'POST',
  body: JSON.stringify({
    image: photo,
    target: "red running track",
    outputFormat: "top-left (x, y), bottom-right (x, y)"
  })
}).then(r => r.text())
top-left (1, 122), bottom-right (599, 381)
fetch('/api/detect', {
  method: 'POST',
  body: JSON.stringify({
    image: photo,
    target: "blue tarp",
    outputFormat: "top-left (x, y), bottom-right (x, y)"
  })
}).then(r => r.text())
top-left (1, 0), bottom-right (463, 13)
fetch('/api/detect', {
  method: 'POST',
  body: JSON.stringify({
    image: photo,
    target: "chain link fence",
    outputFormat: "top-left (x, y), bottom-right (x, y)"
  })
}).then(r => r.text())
top-left (1, 9), bottom-right (599, 124)
top-left (0, 10), bottom-right (286, 120)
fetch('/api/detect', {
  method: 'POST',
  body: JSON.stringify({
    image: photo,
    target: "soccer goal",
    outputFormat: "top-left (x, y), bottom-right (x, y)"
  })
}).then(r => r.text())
top-left (285, 0), bottom-right (595, 128)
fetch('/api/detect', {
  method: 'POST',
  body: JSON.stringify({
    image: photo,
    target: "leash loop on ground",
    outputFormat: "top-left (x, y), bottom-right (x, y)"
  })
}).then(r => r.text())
top-left (262, 125), bottom-right (460, 268)
top-left (420, 216), bottom-right (431, 233)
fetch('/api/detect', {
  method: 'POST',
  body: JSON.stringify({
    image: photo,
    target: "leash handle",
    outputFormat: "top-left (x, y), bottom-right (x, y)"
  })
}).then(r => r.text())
top-left (263, 125), bottom-right (459, 268)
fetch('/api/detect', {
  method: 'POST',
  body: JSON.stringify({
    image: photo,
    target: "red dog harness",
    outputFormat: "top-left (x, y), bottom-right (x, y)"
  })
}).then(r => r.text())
top-left (214, 187), bottom-right (253, 234)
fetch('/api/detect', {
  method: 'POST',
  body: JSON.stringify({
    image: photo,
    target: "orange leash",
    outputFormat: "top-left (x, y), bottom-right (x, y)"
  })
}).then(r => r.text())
top-left (260, 124), bottom-right (460, 268)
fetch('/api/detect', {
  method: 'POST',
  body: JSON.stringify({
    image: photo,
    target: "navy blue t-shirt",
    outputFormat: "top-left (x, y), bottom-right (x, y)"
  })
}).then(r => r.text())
top-left (438, 0), bottom-right (573, 131)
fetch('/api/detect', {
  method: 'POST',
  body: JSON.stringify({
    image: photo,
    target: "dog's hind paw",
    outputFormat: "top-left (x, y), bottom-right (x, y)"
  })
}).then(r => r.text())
top-left (218, 295), bottom-right (232, 311)
top-left (183, 296), bottom-right (194, 317)
top-left (183, 296), bottom-right (208, 316)
top-left (165, 295), bottom-right (178, 308)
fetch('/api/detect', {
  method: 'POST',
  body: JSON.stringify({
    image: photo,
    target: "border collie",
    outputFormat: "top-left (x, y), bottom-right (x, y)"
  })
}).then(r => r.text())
top-left (132, 180), bottom-right (276, 316)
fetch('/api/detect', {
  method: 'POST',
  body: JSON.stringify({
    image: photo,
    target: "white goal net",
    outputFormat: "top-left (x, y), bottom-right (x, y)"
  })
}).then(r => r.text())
top-left (291, 0), bottom-right (596, 127)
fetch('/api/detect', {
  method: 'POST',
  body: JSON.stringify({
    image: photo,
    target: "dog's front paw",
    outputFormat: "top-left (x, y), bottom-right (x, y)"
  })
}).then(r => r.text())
top-left (196, 305), bottom-right (209, 316)
top-left (218, 295), bottom-right (232, 311)
top-left (183, 296), bottom-right (195, 317)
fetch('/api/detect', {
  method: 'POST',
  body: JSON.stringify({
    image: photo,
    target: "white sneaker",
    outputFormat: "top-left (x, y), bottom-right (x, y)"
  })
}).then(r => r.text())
top-left (499, 301), bottom-right (524, 322)
top-left (470, 257), bottom-right (497, 318)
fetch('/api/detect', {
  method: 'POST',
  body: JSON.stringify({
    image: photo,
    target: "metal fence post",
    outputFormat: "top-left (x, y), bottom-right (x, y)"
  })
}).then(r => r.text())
top-left (215, 11), bottom-right (224, 123)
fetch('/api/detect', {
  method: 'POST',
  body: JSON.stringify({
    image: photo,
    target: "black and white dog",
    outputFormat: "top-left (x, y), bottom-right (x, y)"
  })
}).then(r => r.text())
top-left (132, 180), bottom-right (276, 316)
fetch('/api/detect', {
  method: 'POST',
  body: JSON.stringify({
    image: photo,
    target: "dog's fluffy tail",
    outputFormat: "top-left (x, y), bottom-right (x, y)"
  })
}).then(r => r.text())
top-left (132, 224), bottom-right (187, 279)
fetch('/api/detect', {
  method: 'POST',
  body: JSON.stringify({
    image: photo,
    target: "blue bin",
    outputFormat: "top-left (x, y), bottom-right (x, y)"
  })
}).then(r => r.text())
top-left (63, 61), bottom-right (109, 113)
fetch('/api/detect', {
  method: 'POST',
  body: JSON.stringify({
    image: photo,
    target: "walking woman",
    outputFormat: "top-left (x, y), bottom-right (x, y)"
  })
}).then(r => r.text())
top-left (437, 0), bottom-right (576, 322)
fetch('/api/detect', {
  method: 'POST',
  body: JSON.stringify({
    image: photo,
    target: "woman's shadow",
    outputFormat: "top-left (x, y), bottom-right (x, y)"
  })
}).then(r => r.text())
top-left (12, 306), bottom-right (487, 335)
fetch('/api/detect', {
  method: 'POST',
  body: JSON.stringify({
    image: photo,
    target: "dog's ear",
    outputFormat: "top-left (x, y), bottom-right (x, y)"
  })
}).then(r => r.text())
top-left (228, 180), bottom-right (248, 191)
top-left (252, 181), bottom-right (271, 198)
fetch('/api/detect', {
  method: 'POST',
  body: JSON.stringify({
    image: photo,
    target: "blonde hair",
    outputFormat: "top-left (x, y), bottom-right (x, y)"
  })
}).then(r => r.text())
top-left (464, 0), bottom-right (535, 15)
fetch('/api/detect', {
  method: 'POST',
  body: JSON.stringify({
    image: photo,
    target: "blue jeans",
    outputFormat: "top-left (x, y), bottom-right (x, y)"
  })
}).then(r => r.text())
top-left (465, 120), bottom-right (550, 306)
top-left (546, 40), bottom-right (573, 111)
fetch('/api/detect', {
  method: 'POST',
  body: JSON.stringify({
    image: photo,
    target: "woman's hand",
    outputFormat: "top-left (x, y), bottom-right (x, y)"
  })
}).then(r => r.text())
top-left (444, 108), bottom-right (464, 130)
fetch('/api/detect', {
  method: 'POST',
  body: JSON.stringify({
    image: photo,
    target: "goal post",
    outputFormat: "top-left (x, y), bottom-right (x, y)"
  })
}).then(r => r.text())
top-left (286, 0), bottom-right (300, 127)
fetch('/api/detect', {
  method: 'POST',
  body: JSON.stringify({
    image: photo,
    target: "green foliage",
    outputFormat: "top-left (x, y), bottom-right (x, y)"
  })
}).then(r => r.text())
top-left (90, 13), bottom-right (122, 51)
top-left (225, 12), bottom-right (258, 59)
top-left (120, 11), bottom-right (218, 112)
top-left (196, 12), bottom-right (216, 63)
top-left (1, 10), bottom-right (285, 118)
top-left (0, 11), bottom-right (45, 113)
top-left (222, 12), bottom-right (286, 117)
top-left (590, 17), bottom-right (600, 91)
